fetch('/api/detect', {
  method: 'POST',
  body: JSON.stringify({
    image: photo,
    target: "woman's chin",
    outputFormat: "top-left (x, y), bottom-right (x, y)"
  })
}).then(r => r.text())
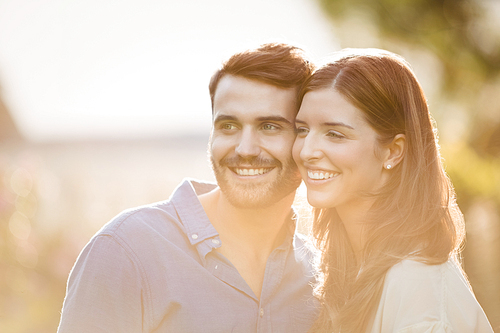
top-left (306, 195), bottom-right (336, 209)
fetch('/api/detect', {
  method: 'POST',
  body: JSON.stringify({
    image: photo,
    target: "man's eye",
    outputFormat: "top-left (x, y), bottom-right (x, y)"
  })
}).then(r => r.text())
top-left (221, 123), bottom-right (237, 130)
top-left (262, 124), bottom-right (278, 130)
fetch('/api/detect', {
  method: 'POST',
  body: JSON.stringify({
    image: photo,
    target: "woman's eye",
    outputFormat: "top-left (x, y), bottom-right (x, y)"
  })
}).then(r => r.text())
top-left (295, 127), bottom-right (309, 136)
top-left (327, 131), bottom-right (344, 139)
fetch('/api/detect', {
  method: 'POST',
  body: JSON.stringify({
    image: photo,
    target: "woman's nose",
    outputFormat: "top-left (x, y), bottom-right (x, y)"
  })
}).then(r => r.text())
top-left (299, 134), bottom-right (323, 162)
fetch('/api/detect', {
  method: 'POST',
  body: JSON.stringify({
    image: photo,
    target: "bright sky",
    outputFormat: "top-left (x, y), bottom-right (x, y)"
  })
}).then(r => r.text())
top-left (0, 0), bottom-right (338, 142)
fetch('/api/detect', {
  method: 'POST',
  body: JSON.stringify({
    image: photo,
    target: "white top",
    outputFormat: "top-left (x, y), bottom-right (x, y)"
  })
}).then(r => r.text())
top-left (369, 259), bottom-right (493, 333)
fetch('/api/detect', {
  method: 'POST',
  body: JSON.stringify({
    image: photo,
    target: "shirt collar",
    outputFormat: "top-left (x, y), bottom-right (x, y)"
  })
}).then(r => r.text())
top-left (276, 208), bottom-right (298, 251)
top-left (170, 178), bottom-right (299, 259)
top-left (170, 178), bottom-right (221, 259)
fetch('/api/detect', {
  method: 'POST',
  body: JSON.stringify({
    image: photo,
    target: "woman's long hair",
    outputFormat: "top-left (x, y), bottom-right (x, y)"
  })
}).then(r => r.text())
top-left (302, 50), bottom-right (466, 332)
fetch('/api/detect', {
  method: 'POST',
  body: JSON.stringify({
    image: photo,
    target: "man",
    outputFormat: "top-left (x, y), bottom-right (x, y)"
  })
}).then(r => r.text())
top-left (58, 43), bottom-right (318, 332)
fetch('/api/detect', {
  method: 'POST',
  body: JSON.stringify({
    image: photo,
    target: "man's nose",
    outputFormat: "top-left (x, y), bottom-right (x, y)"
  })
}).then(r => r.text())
top-left (235, 128), bottom-right (261, 158)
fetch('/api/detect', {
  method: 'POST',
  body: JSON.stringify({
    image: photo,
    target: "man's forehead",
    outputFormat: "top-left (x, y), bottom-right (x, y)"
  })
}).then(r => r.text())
top-left (212, 75), bottom-right (298, 121)
top-left (214, 75), bottom-right (296, 100)
top-left (216, 74), bottom-right (272, 90)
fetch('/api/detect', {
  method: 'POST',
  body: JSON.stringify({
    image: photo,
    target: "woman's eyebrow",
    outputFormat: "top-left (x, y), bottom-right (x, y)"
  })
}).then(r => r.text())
top-left (295, 119), bottom-right (354, 130)
top-left (323, 121), bottom-right (354, 129)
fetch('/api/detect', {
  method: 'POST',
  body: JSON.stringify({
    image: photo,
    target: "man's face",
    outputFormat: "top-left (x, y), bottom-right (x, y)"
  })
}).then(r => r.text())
top-left (210, 75), bottom-right (301, 209)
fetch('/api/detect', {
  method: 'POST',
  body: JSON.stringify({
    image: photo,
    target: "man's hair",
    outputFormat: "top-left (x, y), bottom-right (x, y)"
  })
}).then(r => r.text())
top-left (208, 43), bottom-right (314, 112)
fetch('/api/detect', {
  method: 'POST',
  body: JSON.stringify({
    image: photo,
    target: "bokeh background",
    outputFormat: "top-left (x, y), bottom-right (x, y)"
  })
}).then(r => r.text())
top-left (0, 0), bottom-right (499, 332)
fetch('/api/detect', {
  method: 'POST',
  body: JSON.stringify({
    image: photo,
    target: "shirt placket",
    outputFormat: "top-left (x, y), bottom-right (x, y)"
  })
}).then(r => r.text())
top-left (257, 245), bottom-right (289, 333)
top-left (205, 251), bottom-right (257, 300)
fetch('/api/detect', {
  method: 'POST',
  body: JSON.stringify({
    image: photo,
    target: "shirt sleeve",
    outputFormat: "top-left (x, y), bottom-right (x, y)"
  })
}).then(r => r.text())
top-left (57, 234), bottom-right (146, 333)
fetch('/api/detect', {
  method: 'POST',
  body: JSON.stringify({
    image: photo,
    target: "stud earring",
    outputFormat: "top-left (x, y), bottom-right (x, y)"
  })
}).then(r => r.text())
top-left (386, 164), bottom-right (392, 170)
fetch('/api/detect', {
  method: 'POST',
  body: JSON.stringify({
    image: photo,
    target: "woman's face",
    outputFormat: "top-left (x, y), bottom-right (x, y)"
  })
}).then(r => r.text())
top-left (293, 89), bottom-right (389, 211)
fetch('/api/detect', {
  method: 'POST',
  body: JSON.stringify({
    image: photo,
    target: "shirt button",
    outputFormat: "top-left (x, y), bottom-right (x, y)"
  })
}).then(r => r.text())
top-left (211, 239), bottom-right (220, 245)
top-left (191, 234), bottom-right (198, 240)
top-left (260, 308), bottom-right (264, 317)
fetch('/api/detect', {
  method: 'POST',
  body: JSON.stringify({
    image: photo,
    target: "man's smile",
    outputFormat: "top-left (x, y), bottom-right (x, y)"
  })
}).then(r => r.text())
top-left (232, 167), bottom-right (274, 176)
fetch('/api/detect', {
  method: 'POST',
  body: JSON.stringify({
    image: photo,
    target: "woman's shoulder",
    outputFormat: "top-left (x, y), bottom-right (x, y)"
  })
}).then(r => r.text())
top-left (382, 258), bottom-right (480, 314)
top-left (385, 259), bottom-right (445, 279)
top-left (370, 259), bottom-right (493, 333)
top-left (384, 258), bottom-right (463, 284)
top-left (380, 259), bottom-right (463, 313)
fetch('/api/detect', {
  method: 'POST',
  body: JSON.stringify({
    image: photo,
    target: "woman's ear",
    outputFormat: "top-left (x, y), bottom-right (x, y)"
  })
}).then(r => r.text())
top-left (383, 134), bottom-right (405, 170)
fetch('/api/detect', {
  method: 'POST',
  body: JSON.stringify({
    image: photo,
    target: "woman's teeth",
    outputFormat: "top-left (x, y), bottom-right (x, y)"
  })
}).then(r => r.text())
top-left (308, 170), bottom-right (337, 180)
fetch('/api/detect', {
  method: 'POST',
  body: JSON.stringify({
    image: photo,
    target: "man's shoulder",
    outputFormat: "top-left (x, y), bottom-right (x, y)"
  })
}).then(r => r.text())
top-left (95, 200), bottom-right (179, 243)
top-left (98, 178), bottom-right (216, 239)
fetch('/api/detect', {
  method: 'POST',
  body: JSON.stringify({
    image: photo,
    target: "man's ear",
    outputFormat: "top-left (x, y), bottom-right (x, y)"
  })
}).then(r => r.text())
top-left (383, 134), bottom-right (405, 170)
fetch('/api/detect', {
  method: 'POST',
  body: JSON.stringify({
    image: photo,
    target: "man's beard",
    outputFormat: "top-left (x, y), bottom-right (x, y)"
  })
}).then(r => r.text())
top-left (211, 154), bottom-right (302, 209)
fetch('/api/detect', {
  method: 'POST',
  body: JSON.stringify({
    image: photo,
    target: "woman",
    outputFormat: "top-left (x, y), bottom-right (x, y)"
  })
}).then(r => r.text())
top-left (293, 49), bottom-right (493, 332)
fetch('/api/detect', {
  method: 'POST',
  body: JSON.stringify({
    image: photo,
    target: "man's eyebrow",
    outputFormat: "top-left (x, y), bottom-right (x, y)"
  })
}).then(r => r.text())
top-left (213, 115), bottom-right (238, 123)
top-left (213, 115), bottom-right (293, 126)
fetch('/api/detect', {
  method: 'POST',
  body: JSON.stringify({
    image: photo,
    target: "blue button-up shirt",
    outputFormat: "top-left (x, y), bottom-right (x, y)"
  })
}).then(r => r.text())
top-left (58, 179), bottom-right (319, 332)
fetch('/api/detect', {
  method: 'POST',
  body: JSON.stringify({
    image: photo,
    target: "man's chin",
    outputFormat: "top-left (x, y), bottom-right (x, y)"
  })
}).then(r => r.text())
top-left (223, 187), bottom-right (295, 209)
top-left (215, 175), bottom-right (300, 209)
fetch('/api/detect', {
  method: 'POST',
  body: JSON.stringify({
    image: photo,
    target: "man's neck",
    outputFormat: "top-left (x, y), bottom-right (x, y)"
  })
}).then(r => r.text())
top-left (200, 188), bottom-right (295, 257)
top-left (198, 188), bottom-right (296, 299)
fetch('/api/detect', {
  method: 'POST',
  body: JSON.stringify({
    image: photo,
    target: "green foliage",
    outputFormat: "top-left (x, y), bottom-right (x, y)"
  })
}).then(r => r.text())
top-left (443, 143), bottom-right (500, 207)
top-left (319, 0), bottom-right (500, 89)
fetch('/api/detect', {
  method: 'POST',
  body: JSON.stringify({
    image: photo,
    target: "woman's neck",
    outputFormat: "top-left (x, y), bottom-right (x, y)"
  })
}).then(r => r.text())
top-left (336, 199), bottom-right (375, 263)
